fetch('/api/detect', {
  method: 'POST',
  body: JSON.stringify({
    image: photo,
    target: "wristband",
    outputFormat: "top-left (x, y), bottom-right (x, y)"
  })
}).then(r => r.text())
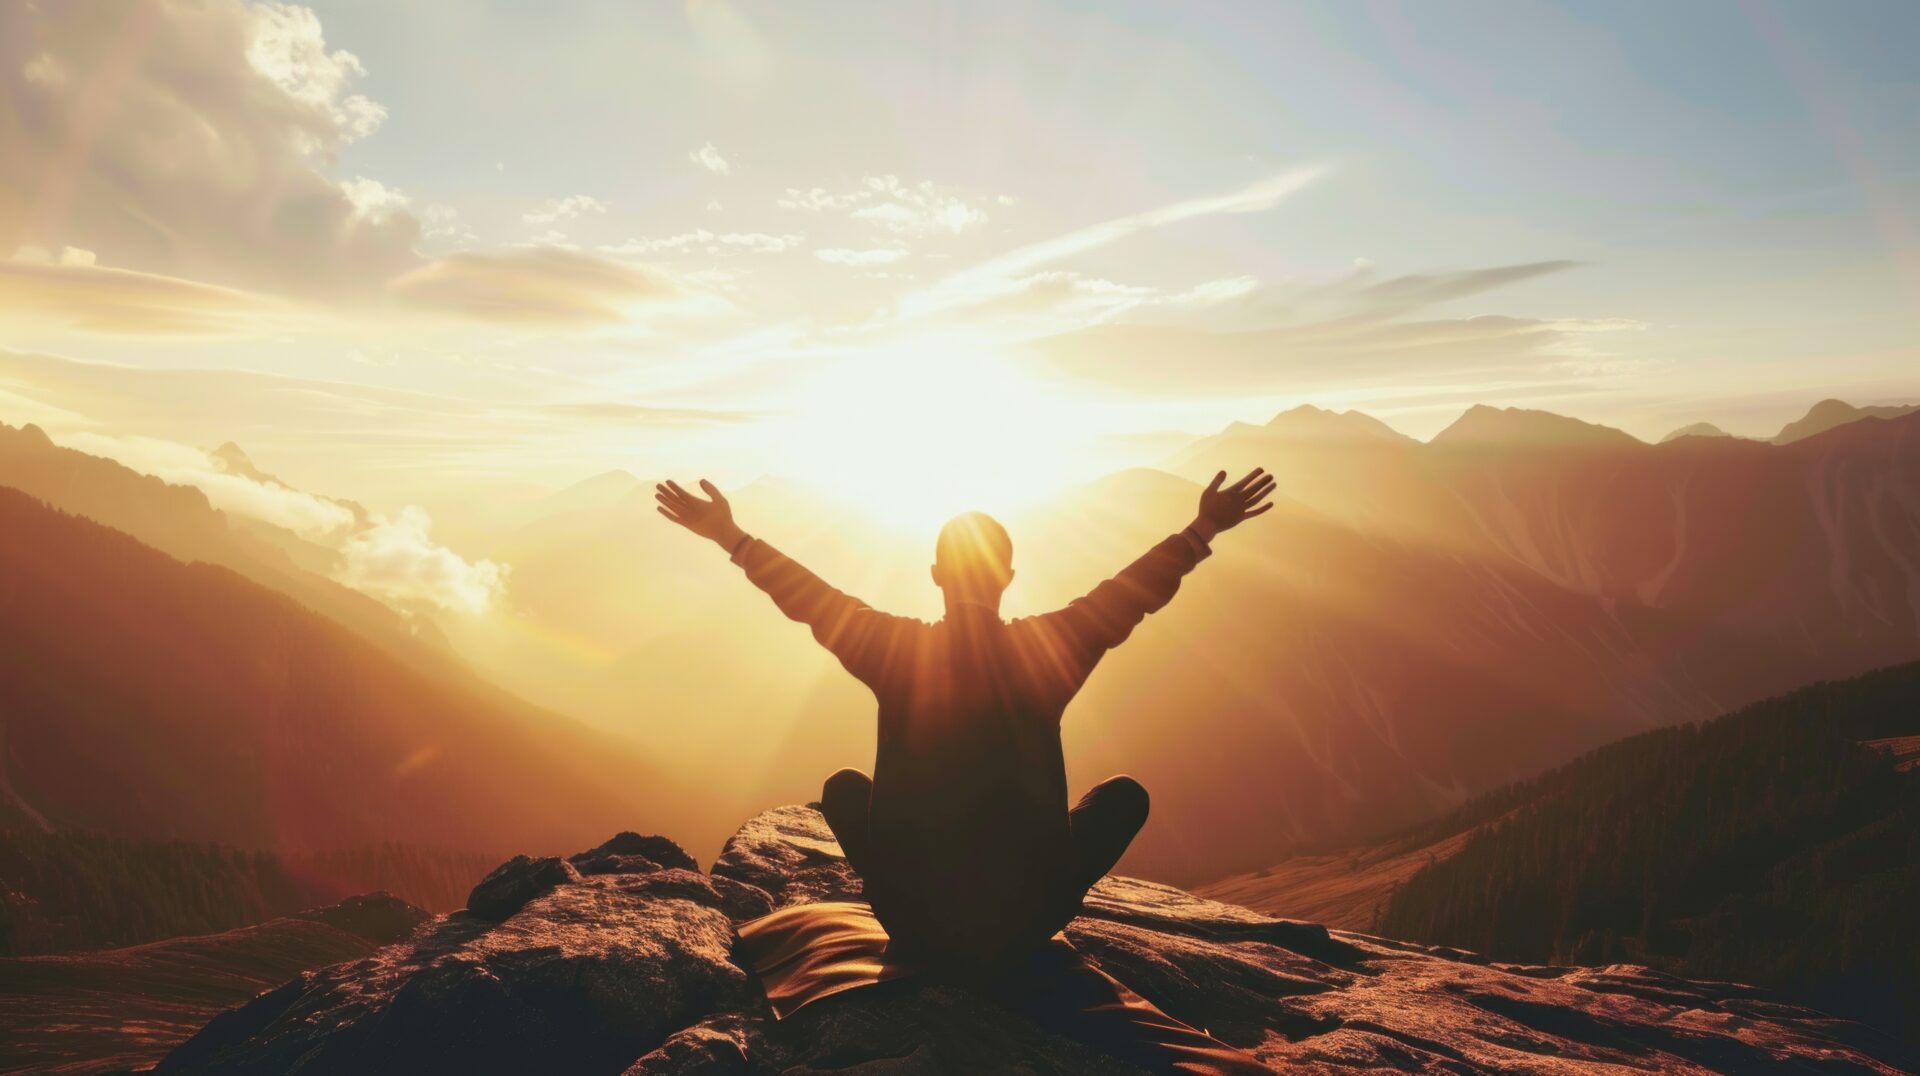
top-left (728, 532), bottom-right (754, 559)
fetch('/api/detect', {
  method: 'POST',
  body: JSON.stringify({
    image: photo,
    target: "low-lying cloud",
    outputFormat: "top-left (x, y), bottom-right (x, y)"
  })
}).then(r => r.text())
top-left (45, 424), bottom-right (506, 615)
top-left (336, 506), bottom-right (506, 615)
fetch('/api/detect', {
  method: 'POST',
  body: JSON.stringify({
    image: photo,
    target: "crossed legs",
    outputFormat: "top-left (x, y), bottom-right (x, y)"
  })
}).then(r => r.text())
top-left (818, 768), bottom-right (1150, 907)
top-left (820, 767), bottom-right (878, 880)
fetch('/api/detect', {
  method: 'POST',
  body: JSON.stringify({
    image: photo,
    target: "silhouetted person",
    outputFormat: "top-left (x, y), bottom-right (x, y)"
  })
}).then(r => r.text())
top-left (658, 470), bottom-right (1275, 972)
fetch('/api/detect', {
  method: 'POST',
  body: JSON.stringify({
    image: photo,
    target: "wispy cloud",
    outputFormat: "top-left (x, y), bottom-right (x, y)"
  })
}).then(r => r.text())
top-left (899, 165), bottom-right (1327, 320)
top-left (778, 175), bottom-right (996, 237)
top-left (523, 194), bottom-right (608, 226)
top-left (689, 142), bottom-right (732, 175)
top-left (601, 231), bottom-right (802, 256)
top-left (0, 248), bottom-right (287, 336)
top-left (387, 249), bottom-right (676, 325)
top-left (815, 247), bottom-right (908, 266)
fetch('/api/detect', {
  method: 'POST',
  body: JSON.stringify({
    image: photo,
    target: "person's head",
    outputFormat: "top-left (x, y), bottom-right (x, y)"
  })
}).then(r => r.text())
top-left (931, 511), bottom-right (1014, 606)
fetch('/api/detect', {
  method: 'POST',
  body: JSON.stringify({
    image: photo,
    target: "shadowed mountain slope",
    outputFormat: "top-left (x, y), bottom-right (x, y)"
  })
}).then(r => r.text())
top-left (0, 421), bottom-right (429, 655)
top-left (0, 486), bottom-right (701, 857)
top-left (1209, 661), bottom-right (1920, 1044)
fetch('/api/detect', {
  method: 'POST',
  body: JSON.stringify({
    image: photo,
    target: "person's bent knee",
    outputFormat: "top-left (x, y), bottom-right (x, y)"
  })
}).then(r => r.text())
top-left (822, 767), bottom-right (872, 806)
top-left (1102, 774), bottom-right (1150, 825)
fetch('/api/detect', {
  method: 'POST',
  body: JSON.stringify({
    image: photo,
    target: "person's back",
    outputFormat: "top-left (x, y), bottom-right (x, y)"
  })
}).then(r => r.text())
top-left (656, 473), bottom-right (1275, 972)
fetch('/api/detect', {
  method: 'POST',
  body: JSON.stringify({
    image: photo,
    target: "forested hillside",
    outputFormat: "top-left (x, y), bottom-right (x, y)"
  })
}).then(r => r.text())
top-left (1374, 662), bottom-right (1920, 1040)
top-left (0, 830), bottom-right (493, 955)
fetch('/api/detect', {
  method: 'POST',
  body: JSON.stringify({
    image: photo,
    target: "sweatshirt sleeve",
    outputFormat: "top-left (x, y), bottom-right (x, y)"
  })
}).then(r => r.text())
top-left (732, 537), bottom-right (913, 686)
top-left (1027, 530), bottom-right (1210, 684)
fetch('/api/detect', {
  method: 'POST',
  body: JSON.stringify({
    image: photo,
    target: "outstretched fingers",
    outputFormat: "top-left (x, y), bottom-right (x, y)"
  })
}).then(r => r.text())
top-left (1227, 467), bottom-right (1267, 494)
top-left (1239, 475), bottom-right (1276, 519)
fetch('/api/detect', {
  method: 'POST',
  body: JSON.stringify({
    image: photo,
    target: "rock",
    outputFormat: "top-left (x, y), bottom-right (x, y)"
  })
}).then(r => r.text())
top-left (158, 866), bottom-right (751, 1075)
top-left (297, 891), bottom-right (433, 942)
top-left (573, 851), bottom-right (664, 876)
top-left (708, 875), bottom-right (775, 922)
top-left (579, 831), bottom-right (701, 873)
top-left (161, 812), bottom-right (1917, 1074)
top-left (466, 854), bottom-right (581, 921)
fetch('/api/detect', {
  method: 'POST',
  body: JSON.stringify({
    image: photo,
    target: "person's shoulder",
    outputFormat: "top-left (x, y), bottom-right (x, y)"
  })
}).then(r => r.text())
top-left (1005, 610), bottom-right (1063, 634)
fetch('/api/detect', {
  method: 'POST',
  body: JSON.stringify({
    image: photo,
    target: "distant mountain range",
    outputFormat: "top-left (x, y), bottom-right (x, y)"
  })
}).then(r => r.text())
top-left (1656, 397), bottom-right (1919, 445)
top-left (2, 396), bottom-right (1916, 889)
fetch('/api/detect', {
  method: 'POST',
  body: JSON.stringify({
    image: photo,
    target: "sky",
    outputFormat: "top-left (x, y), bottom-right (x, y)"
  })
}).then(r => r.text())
top-left (3, 0), bottom-right (1919, 548)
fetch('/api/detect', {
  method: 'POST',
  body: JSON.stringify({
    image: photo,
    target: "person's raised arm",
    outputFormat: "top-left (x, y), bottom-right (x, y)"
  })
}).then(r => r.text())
top-left (655, 479), bottom-right (907, 684)
top-left (1035, 468), bottom-right (1275, 672)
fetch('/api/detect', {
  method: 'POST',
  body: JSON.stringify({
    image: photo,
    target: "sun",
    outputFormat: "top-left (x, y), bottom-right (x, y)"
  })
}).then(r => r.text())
top-left (778, 342), bottom-right (1100, 533)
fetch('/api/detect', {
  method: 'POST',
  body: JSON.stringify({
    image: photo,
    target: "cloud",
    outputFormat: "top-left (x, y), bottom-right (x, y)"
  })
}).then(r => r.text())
top-left (58, 428), bottom-right (357, 539)
top-left (418, 203), bottom-right (470, 242)
top-left (0, 247), bottom-right (285, 336)
top-left (847, 176), bottom-right (988, 236)
top-left (37, 419), bottom-right (503, 615)
top-left (1027, 313), bottom-right (1647, 395)
top-left (335, 506), bottom-right (506, 615)
top-left (778, 175), bottom-right (994, 237)
top-left (900, 165), bottom-right (1325, 320)
top-left (600, 231), bottom-right (802, 256)
top-left (340, 176), bottom-right (410, 220)
top-left (534, 402), bottom-right (760, 425)
top-left (387, 249), bottom-right (678, 325)
top-left (523, 194), bottom-right (608, 226)
top-left (1177, 260), bottom-right (1584, 331)
top-left (815, 247), bottom-right (908, 266)
top-left (0, 0), bottom-right (418, 298)
top-left (246, 1), bottom-right (386, 141)
top-left (690, 142), bottom-right (731, 175)
top-left (777, 188), bottom-right (861, 213)
top-left (930, 270), bottom-right (1157, 327)
top-left (1001, 256), bottom-right (1643, 396)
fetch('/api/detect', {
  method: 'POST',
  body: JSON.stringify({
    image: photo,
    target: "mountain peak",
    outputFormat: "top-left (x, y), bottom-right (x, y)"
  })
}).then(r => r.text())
top-left (1774, 398), bottom-right (1920, 444)
top-left (1264, 404), bottom-right (1408, 441)
top-left (1659, 421), bottom-right (1732, 443)
top-left (578, 468), bottom-right (643, 489)
top-left (8, 422), bottom-right (55, 448)
top-left (209, 442), bottom-right (274, 484)
top-left (1433, 405), bottom-right (1640, 449)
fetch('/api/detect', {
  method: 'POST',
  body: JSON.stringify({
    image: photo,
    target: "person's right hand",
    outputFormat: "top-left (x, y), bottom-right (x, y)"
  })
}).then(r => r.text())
top-left (656, 479), bottom-right (747, 549)
top-left (1191, 468), bottom-right (1276, 541)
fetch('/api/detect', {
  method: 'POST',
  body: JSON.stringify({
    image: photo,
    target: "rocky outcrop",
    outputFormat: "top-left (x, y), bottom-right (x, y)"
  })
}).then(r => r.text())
top-left (160, 807), bottom-right (1914, 1074)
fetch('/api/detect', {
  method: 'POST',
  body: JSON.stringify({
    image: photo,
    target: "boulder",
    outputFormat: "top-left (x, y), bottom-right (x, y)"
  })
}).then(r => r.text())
top-left (465, 854), bottom-right (581, 922)
top-left (574, 831), bottom-right (701, 874)
top-left (161, 809), bottom-right (1916, 1074)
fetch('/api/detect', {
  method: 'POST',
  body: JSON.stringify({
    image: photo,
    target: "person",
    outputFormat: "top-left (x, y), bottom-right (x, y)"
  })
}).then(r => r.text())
top-left (656, 469), bottom-right (1275, 973)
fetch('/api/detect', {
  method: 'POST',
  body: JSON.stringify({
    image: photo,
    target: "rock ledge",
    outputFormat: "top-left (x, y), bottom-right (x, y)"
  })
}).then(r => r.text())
top-left (160, 805), bottom-right (1913, 1073)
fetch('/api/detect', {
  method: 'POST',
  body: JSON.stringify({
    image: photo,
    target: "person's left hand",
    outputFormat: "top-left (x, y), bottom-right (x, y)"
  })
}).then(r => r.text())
top-left (656, 479), bottom-right (747, 549)
top-left (1191, 468), bottom-right (1276, 541)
